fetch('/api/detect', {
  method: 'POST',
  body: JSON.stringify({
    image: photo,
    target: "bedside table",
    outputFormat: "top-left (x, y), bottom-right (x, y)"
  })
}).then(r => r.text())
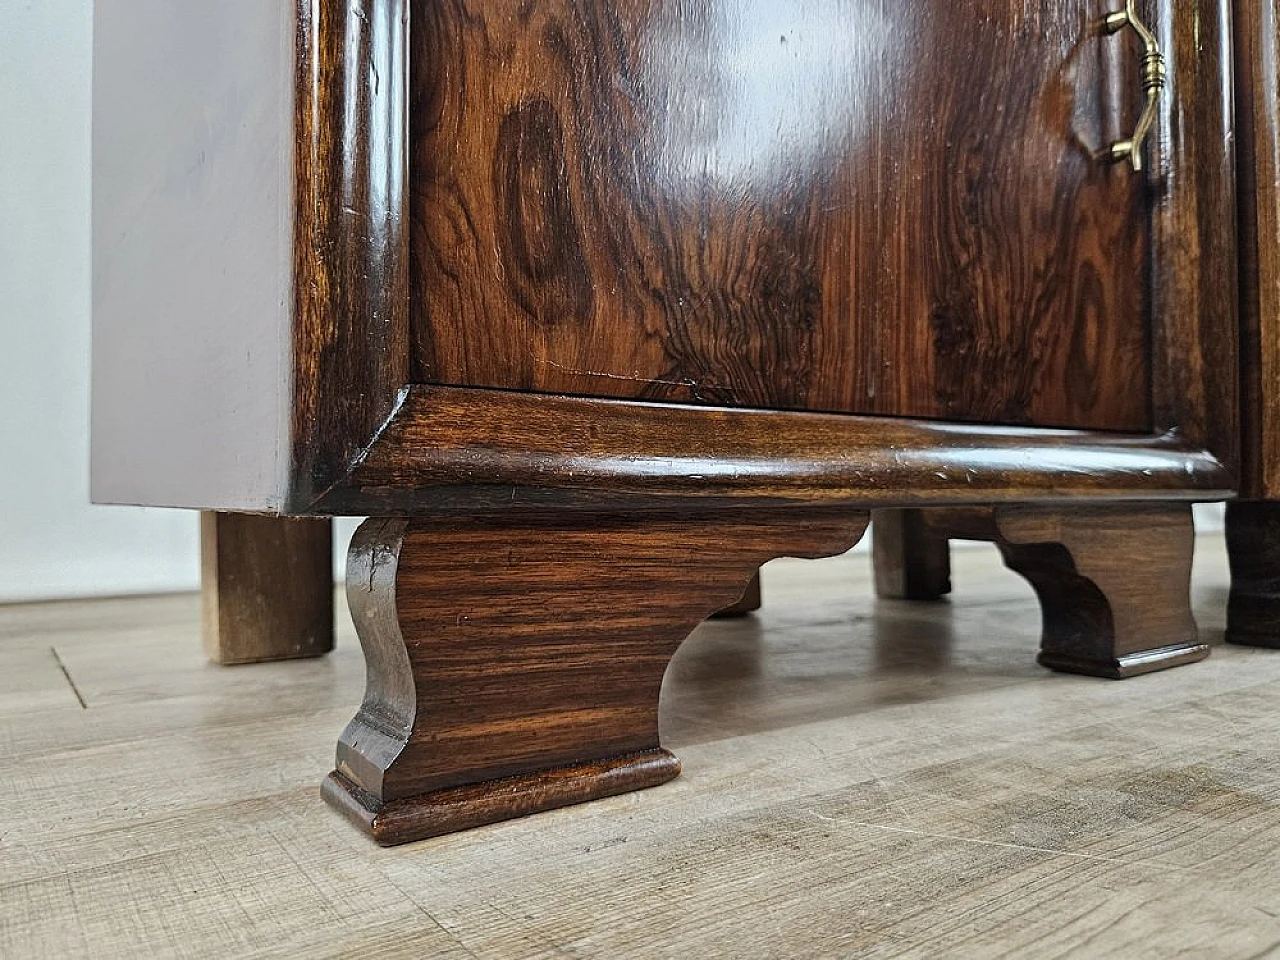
top-left (93, 0), bottom-right (1236, 844)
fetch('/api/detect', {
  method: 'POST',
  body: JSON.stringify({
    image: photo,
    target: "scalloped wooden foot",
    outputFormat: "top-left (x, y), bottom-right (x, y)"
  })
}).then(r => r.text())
top-left (1226, 501), bottom-right (1280, 648)
top-left (993, 505), bottom-right (1205, 677)
top-left (325, 510), bottom-right (868, 845)
top-left (871, 505), bottom-right (1206, 678)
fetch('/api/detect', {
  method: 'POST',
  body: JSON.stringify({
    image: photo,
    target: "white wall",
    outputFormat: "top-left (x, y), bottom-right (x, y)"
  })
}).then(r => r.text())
top-left (0, 1), bottom-right (1225, 605)
top-left (0, 0), bottom-right (198, 601)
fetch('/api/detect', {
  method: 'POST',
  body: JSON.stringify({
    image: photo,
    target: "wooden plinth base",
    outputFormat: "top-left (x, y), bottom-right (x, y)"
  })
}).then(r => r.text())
top-left (1037, 642), bottom-right (1210, 680)
top-left (326, 501), bottom-right (1214, 844)
top-left (323, 750), bottom-right (680, 846)
top-left (712, 572), bottom-right (763, 618)
top-left (872, 504), bottom-right (1205, 679)
top-left (325, 510), bottom-right (868, 845)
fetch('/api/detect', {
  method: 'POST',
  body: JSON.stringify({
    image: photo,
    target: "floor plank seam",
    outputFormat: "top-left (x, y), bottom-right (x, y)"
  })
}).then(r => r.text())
top-left (50, 646), bottom-right (87, 709)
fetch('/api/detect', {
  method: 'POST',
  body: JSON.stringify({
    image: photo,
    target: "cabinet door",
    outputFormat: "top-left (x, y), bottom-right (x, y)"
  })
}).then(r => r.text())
top-left (407, 1), bottom-right (1221, 432)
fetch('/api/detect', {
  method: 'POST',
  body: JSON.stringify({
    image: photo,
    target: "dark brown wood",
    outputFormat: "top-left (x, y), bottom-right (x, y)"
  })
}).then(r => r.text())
top-left (1225, 4), bottom-right (1280, 648)
top-left (324, 752), bottom-right (679, 846)
top-left (1235, 0), bottom-right (1280, 496)
top-left (200, 513), bottom-right (334, 665)
top-left (713, 572), bottom-right (762, 618)
top-left (883, 505), bottom-right (1206, 678)
top-left (325, 510), bottom-right (868, 844)
top-left (290, 0), bottom-right (411, 505)
top-left (1226, 501), bottom-right (1280, 648)
top-left (93, 2), bottom-right (1239, 518)
top-left (310, 386), bottom-right (1232, 514)
top-left (409, 0), bottom-right (1156, 432)
top-left (1147, 0), bottom-right (1238, 469)
top-left (995, 505), bottom-right (1205, 677)
top-left (872, 509), bottom-right (952, 601)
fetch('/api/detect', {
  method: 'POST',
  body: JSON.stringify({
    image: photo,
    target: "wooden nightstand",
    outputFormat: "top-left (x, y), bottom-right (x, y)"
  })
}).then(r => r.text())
top-left (93, 0), bottom-right (1236, 844)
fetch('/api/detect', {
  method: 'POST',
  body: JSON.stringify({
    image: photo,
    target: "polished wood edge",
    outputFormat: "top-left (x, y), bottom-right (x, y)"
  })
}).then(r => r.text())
top-left (1149, 0), bottom-right (1239, 474)
top-left (303, 386), bottom-right (1234, 514)
top-left (289, 0), bottom-right (411, 505)
top-left (1234, 0), bottom-right (1267, 495)
top-left (1037, 643), bottom-right (1211, 680)
top-left (323, 750), bottom-right (681, 846)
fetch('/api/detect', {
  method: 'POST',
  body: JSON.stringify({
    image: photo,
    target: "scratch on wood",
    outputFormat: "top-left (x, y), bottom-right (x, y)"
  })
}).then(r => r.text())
top-left (534, 357), bottom-right (730, 393)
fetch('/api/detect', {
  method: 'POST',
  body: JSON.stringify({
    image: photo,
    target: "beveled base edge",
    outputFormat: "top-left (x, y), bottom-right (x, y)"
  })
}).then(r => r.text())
top-left (322, 749), bottom-right (681, 846)
top-left (300, 385), bottom-right (1232, 515)
top-left (1037, 642), bottom-right (1211, 680)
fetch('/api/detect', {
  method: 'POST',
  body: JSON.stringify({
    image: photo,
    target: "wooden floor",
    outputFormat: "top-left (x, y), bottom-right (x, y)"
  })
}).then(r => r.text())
top-left (2, 536), bottom-right (1279, 958)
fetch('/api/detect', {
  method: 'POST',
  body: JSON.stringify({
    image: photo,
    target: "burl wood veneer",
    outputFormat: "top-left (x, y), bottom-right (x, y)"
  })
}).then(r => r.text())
top-left (93, 0), bottom-right (1238, 843)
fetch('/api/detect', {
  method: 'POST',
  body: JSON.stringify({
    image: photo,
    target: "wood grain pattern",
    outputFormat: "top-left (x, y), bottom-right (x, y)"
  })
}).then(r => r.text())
top-left (1225, 500), bottom-right (1280, 647)
top-left (1235, 0), bottom-right (1280, 495)
top-left (1147, 0), bottom-right (1238, 467)
top-left (873, 504), bottom-right (1206, 677)
top-left (200, 513), bottom-right (334, 665)
top-left (291, 0), bottom-right (411, 505)
top-left (408, 0), bottom-right (1157, 431)
top-left (994, 505), bottom-right (1205, 677)
top-left (327, 510), bottom-right (868, 844)
top-left (310, 385), bottom-right (1233, 514)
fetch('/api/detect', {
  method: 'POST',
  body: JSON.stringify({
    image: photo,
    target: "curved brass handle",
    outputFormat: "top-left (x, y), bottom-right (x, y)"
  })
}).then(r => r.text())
top-left (1104, 1), bottom-right (1166, 172)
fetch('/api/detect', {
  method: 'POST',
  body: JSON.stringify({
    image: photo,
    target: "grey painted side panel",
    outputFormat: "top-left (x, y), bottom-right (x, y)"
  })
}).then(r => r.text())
top-left (91, 0), bottom-right (294, 512)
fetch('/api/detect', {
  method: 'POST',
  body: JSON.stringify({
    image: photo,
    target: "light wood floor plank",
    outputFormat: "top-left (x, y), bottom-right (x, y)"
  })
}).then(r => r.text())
top-left (0, 538), bottom-right (1277, 958)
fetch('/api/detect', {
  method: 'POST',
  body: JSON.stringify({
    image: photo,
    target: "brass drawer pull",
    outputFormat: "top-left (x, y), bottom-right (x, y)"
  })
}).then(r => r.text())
top-left (1104, 1), bottom-right (1166, 172)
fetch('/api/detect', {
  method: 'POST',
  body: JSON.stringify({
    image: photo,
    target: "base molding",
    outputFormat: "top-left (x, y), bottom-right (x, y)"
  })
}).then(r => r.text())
top-left (323, 750), bottom-right (680, 846)
top-left (1037, 642), bottom-right (1211, 680)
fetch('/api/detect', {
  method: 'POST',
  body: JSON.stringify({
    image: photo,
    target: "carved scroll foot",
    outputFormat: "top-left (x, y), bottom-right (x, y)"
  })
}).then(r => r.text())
top-left (872, 509), bottom-right (952, 600)
top-left (872, 505), bottom-right (1206, 678)
top-left (992, 505), bottom-right (1206, 677)
top-left (325, 510), bottom-right (867, 845)
top-left (1226, 501), bottom-right (1280, 648)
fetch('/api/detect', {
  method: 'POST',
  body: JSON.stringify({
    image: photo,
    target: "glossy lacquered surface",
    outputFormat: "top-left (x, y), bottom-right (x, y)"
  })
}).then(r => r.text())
top-left (1236, 0), bottom-right (1280, 496)
top-left (410, 0), bottom-right (1152, 430)
top-left (314, 386), bottom-right (1232, 514)
top-left (90, 0), bottom-right (1238, 513)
